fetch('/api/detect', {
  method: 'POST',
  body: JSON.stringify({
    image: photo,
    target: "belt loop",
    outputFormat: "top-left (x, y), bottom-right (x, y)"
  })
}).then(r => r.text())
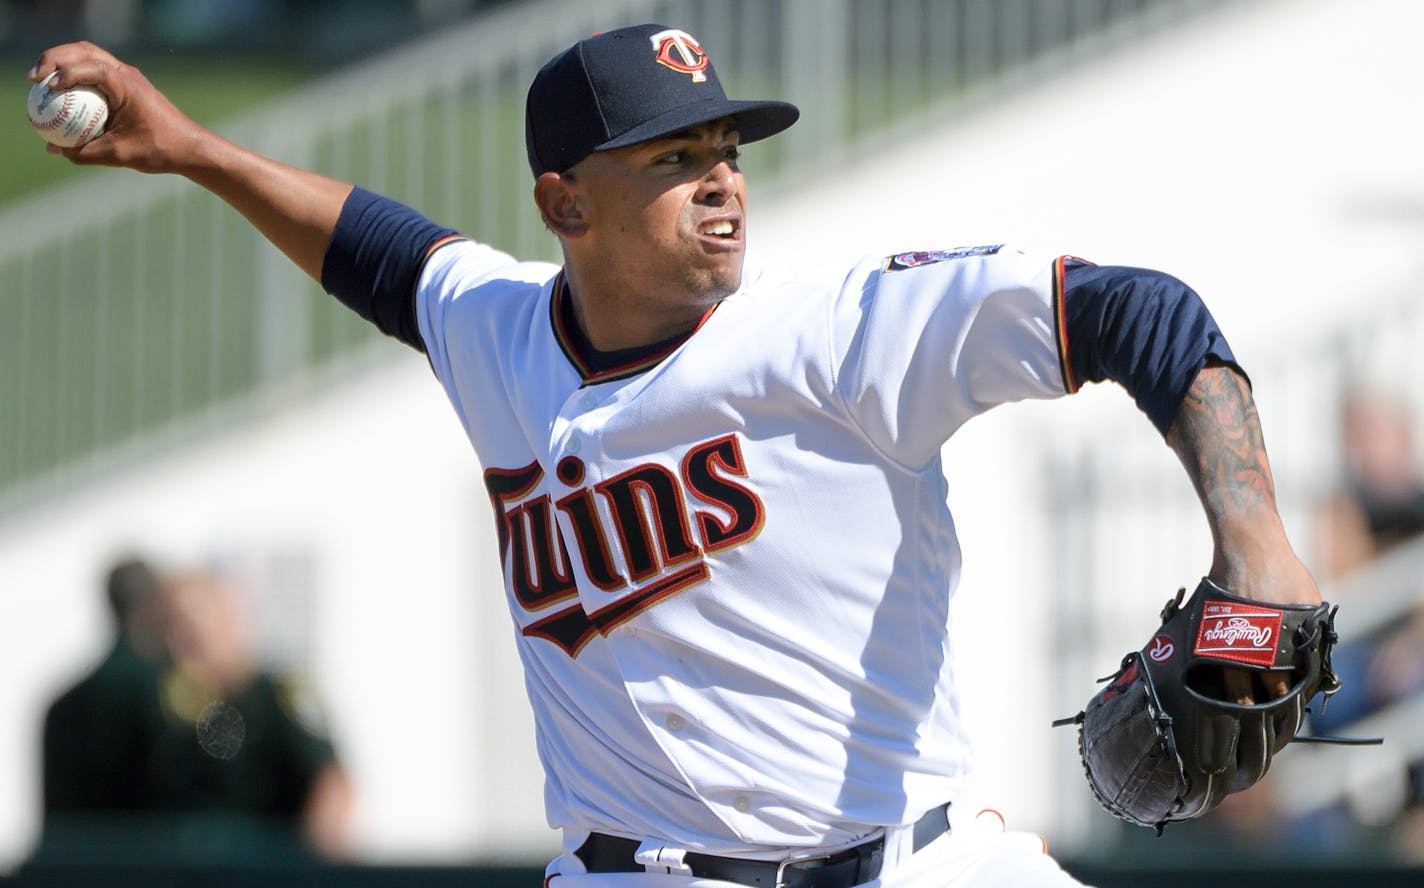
top-left (634, 840), bottom-right (694, 875)
top-left (912, 802), bottom-right (951, 852)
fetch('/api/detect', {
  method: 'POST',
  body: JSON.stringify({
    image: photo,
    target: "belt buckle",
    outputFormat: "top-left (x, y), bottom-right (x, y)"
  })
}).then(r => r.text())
top-left (774, 851), bottom-right (831, 888)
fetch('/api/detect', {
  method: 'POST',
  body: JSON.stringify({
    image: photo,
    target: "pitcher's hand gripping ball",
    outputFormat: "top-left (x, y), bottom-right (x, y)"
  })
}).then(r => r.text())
top-left (1055, 578), bottom-right (1344, 832)
top-left (27, 72), bottom-right (108, 148)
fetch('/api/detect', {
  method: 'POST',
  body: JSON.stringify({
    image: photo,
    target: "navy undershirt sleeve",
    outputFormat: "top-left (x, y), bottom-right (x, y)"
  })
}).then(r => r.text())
top-left (1062, 263), bottom-right (1242, 436)
top-left (320, 187), bottom-right (460, 353)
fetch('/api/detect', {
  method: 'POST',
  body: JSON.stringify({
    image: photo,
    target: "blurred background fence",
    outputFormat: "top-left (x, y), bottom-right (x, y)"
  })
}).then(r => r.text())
top-left (0, 0), bottom-right (1219, 516)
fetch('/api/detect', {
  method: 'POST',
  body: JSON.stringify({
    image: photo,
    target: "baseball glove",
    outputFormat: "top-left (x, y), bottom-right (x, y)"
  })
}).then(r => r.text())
top-left (1054, 577), bottom-right (1344, 833)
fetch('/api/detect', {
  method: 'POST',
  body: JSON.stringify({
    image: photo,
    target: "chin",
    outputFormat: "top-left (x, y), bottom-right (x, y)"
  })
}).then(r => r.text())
top-left (697, 274), bottom-right (740, 304)
top-left (704, 257), bottom-right (745, 299)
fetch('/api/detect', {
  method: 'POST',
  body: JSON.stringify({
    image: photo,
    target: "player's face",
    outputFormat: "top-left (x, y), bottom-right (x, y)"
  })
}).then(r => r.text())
top-left (574, 119), bottom-right (748, 313)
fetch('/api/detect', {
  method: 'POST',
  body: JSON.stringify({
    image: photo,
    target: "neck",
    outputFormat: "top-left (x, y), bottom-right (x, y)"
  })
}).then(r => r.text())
top-left (561, 266), bottom-right (711, 352)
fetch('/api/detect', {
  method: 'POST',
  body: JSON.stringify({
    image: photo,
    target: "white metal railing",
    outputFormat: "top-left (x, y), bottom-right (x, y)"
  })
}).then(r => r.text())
top-left (0, 0), bottom-right (1221, 513)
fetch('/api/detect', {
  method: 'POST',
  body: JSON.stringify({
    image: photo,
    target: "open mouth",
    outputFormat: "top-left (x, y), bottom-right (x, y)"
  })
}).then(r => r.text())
top-left (699, 219), bottom-right (740, 239)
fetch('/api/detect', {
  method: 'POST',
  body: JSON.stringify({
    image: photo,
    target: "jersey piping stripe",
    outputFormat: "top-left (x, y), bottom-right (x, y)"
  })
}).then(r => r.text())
top-left (424, 234), bottom-right (468, 258)
top-left (549, 273), bottom-right (718, 386)
top-left (413, 235), bottom-right (471, 361)
top-left (549, 273), bottom-right (594, 378)
top-left (1052, 255), bottom-right (1079, 394)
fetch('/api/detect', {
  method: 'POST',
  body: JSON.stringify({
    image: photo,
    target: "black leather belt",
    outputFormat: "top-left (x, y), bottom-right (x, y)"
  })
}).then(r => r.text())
top-left (575, 803), bottom-right (949, 888)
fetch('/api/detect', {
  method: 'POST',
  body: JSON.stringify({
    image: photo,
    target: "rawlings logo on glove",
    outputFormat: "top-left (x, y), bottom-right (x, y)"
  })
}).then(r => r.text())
top-left (1054, 578), bottom-right (1377, 833)
top-left (1194, 601), bottom-right (1282, 665)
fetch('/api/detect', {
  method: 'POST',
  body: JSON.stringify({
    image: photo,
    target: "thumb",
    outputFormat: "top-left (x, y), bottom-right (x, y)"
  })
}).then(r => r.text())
top-left (49, 135), bottom-right (111, 166)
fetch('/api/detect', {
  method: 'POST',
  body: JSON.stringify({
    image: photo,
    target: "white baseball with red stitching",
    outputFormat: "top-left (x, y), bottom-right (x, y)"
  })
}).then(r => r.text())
top-left (27, 72), bottom-right (109, 148)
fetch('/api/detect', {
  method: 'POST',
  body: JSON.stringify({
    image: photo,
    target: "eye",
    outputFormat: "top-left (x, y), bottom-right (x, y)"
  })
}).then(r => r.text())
top-left (723, 146), bottom-right (742, 163)
top-left (656, 150), bottom-right (686, 165)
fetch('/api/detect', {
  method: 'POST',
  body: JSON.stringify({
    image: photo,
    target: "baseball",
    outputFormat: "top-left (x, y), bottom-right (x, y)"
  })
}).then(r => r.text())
top-left (27, 72), bottom-right (108, 148)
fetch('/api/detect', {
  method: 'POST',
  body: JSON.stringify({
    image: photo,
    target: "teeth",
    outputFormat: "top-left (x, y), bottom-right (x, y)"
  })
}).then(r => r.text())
top-left (705, 221), bottom-right (734, 236)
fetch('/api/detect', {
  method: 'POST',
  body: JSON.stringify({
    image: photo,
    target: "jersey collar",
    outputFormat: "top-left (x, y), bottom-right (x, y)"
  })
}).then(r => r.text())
top-left (549, 273), bottom-right (718, 386)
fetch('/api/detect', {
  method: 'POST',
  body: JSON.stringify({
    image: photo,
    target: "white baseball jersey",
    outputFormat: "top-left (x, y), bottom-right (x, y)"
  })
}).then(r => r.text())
top-left (415, 240), bottom-right (1072, 853)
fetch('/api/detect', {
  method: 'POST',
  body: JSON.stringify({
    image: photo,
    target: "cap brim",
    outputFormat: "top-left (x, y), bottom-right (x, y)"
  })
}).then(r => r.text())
top-left (595, 98), bottom-right (800, 153)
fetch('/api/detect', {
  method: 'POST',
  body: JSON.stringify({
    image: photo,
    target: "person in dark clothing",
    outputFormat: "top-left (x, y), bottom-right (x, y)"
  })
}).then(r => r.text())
top-left (41, 557), bottom-right (167, 815)
top-left (36, 558), bottom-right (352, 864)
top-left (149, 566), bottom-right (353, 858)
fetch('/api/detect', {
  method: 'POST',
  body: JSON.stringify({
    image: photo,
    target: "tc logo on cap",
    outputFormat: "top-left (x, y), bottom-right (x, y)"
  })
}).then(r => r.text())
top-left (650, 29), bottom-right (709, 82)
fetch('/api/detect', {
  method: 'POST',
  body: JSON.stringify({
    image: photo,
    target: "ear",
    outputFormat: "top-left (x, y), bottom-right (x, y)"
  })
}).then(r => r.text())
top-left (534, 172), bottom-right (589, 238)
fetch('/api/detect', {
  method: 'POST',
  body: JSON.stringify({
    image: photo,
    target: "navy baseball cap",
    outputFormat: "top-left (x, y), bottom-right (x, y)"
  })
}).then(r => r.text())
top-left (525, 24), bottom-right (800, 176)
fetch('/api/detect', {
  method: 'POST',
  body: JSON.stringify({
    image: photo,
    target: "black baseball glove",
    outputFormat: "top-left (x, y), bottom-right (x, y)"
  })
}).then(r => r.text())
top-left (1054, 577), bottom-right (1345, 833)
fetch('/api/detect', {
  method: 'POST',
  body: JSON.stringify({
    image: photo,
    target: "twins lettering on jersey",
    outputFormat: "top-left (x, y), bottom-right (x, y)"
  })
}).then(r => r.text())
top-left (484, 433), bottom-right (765, 656)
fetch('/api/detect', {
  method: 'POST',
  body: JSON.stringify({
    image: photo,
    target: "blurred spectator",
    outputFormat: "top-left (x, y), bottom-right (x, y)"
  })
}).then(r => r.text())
top-left (35, 557), bottom-right (353, 866)
top-left (1311, 388), bottom-right (1424, 724)
top-left (1306, 386), bottom-right (1424, 862)
top-left (41, 556), bottom-right (167, 816)
top-left (1316, 388), bottom-right (1424, 578)
top-left (149, 565), bottom-right (355, 859)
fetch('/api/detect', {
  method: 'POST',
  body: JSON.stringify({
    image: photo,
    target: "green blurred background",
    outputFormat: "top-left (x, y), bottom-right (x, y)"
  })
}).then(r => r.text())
top-left (2, 0), bottom-right (529, 202)
top-left (3, 56), bottom-right (310, 201)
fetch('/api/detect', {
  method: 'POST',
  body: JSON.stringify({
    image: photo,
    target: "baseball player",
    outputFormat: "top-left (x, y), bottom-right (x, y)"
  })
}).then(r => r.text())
top-left (31, 24), bottom-right (1322, 888)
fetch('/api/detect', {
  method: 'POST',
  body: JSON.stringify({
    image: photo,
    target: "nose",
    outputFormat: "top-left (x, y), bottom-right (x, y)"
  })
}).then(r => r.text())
top-left (698, 157), bottom-right (737, 203)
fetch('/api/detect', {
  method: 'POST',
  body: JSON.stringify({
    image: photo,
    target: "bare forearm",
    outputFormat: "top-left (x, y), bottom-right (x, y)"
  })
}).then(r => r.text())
top-left (1167, 365), bottom-right (1277, 523)
top-left (181, 133), bottom-right (351, 281)
top-left (1165, 365), bottom-right (1316, 603)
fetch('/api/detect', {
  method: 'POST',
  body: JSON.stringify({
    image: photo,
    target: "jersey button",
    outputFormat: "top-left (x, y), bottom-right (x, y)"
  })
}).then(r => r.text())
top-left (579, 393), bottom-right (597, 410)
top-left (566, 436), bottom-right (582, 455)
top-left (732, 796), bottom-right (751, 813)
top-left (665, 714), bottom-right (685, 732)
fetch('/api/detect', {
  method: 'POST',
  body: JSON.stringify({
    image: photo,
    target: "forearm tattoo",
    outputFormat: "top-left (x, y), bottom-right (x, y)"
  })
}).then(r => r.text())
top-left (1166, 366), bottom-right (1277, 518)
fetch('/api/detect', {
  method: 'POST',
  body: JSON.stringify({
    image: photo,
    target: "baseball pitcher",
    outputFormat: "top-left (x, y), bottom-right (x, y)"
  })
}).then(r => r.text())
top-left (31, 23), bottom-right (1344, 888)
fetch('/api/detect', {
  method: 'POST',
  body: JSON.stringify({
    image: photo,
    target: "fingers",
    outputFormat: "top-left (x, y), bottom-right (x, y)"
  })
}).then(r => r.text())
top-left (50, 141), bottom-right (98, 166)
top-left (29, 41), bottom-right (122, 88)
top-left (1261, 669), bottom-right (1290, 699)
top-left (1223, 667), bottom-right (1292, 705)
top-left (1223, 667), bottom-right (1256, 705)
top-left (59, 135), bottom-right (124, 168)
top-left (26, 41), bottom-right (197, 172)
top-left (38, 135), bottom-right (94, 164)
top-left (29, 44), bottom-right (133, 132)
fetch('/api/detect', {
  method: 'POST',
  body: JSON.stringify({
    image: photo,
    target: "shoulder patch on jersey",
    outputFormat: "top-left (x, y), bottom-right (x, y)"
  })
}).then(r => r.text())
top-left (883, 245), bottom-right (1002, 272)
